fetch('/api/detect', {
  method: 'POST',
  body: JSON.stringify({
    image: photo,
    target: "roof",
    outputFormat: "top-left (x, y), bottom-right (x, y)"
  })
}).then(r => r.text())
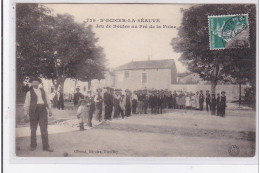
top-left (115, 59), bottom-right (176, 71)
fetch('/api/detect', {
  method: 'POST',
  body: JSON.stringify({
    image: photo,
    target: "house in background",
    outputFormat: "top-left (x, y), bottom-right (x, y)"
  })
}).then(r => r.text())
top-left (114, 59), bottom-right (177, 90)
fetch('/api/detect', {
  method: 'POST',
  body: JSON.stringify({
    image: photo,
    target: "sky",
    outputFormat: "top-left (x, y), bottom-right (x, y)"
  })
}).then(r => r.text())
top-left (44, 4), bottom-right (191, 73)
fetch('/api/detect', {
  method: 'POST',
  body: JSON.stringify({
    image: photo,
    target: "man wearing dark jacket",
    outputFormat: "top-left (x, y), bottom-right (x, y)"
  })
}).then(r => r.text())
top-left (86, 90), bottom-right (96, 127)
top-left (199, 90), bottom-right (205, 111)
top-left (205, 90), bottom-right (211, 112)
top-left (220, 91), bottom-right (227, 117)
top-left (216, 93), bottom-right (220, 116)
top-left (104, 87), bottom-right (111, 121)
top-left (95, 88), bottom-right (103, 122)
top-left (73, 88), bottom-right (84, 108)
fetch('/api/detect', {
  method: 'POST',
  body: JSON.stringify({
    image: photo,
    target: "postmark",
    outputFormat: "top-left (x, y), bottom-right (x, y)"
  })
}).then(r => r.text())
top-left (228, 145), bottom-right (240, 157)
top-left (208, 14), bottom-right (249, 50)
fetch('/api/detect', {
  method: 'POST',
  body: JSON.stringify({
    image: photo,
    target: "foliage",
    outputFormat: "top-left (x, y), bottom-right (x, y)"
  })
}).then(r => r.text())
top-left (16, 4), bottom-right (106, 94)
top-left (171, 4), bottom-right (256, 94)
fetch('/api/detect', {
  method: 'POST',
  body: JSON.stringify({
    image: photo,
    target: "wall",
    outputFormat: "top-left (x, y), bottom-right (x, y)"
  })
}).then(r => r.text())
top-left (114, 69), bottom-right (172, 90)
top-left (169, 84), bottom-right (247, 101)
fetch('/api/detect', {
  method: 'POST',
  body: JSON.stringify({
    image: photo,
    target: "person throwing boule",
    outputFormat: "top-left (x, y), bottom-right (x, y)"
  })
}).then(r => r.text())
top-left (23, 77), bottom-right (54, 152)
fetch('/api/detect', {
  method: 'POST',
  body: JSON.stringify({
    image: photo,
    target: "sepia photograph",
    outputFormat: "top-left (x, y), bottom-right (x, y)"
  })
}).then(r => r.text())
top-left (14, 3), bottom-right (256, 158)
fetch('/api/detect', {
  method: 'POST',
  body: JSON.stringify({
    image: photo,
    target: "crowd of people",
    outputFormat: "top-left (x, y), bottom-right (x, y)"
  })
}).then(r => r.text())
top-left (74, 87), bottom-right (227, 131)
top-left (22, 77), bottom-right (228, 151)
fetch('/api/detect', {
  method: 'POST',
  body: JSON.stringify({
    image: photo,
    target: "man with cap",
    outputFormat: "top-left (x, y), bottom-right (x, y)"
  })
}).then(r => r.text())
top-left (131, 91), bottom-right (138, 114)
top-left (73, 88), bottom-right (84, 109)
top-left (23, 77), bottom-right (53, 152)
top-left (205, 90), bottom-right (211, 112)
top-left (220, 91), bottom-right (227, 117)
top-left (94, 88), bottom-right (103, 122)
top-left (104, 87), bottom-right (113, 121)
top-left (199, 90), bottom-right (204, 111)
top-left (125, 89), bottom-right (132, 117)
top-left (86, 90), bottom-right (95, 127)
top-left (113, 89), bottom-right (121, 119)
top-left (108, 88), bottom-right (114, 119)
top-left (216, 93), bottom-right (221, 116)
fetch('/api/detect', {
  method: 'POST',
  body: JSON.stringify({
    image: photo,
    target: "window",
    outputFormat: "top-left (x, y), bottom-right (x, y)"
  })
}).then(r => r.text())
top-left (124, 71), bottom-right (130, 78)
top-left (83, 86), bottom-right (86, 92)
top-left (142, 72), bottom-right (148, 84)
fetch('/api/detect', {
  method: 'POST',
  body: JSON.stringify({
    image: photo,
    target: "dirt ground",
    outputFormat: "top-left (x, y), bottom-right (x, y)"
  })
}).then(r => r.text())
top-left (15, 107), bottom-right (256, 157)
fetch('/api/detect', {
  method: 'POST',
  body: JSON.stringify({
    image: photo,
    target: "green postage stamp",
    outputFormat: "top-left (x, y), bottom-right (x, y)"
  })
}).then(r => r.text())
top-left (208, 14), bottom-right (249, 50)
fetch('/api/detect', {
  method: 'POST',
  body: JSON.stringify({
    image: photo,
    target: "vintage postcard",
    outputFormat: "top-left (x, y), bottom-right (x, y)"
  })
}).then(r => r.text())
top-left (13, 3), bottom-right (257, 159)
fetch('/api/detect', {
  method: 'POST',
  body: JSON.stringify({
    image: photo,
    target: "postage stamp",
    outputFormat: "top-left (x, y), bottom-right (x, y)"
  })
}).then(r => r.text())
top-left (208, 14), bottom-right (249, 50)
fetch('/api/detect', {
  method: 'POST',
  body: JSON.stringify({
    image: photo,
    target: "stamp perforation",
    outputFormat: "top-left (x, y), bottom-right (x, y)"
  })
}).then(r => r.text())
top-left (208, 14), bottom-right (250, 50)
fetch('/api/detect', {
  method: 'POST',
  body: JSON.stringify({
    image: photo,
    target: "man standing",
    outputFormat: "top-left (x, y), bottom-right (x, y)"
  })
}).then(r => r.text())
top-left (125, 89), bottom-right (132, 117)
top-left (211, 94), bottom-right (216, 115)
top-left (94, 88), bottom-right (103, 122)
top-left (104, 87), bottom-right (113, 121)
top-left (73, 88), bottom-right (84, 109)
top-left (199, 90), bottom-right (204, 111)
top-left (113, 89), bottom-right (121, 119)
top-left (149, 91), bottom-right (155, 114)
top-left (103, 87), bottom-right (110, 121)
top-left (216, 93), bottom-right (220, 116)
top-left (57, 86), bottom-right (64, 110)
top-left (24, 77), bottom-right (53, 152)
top-left (131, 91), bottom-right (138, 114)
top-left (143, 94), bottom-right (149, 114)
top-left (220, 91), bottom-right (227, 117)
top-left (86, 90), bottom-right (95, 127)
top-left (157, 91), bottom-right (163, 114)
top-left (205, 90), bottom-right (211, 112)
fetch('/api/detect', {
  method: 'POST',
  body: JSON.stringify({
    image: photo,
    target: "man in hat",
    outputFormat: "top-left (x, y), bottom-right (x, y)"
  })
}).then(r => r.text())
top-left (73, 88), bottom-right (84, 109)
top-left (113, 89), bottom-right (121, 119)
top-left (199, 90), bottom-right (204, 111)
top-left (131, 91), bottom-right (138, 114)
top-left (23, 77), bottom-right (53, 152)
top-left (104, 87), bottom-right (113, 121)
top-left (86, 90), bottom-right (95, 127)
top-left (205, 90), bottom-right (211, 112)
top-left (94, 88), bottom-right (103, 122)
top-left (57, 85), bottom-right (64, 110)
top-left (220, 91), bottom-right (227, 117)
top-left (157, 91), bottom-right (164, 114)
top-left (125, 89), bottom-right (132, 117)
top-left (109, 88), bottom-right (114, 119)
top-left (216, 93), bottom-right (221, 116)
top-left (149, 91), bottom-right (155, 114)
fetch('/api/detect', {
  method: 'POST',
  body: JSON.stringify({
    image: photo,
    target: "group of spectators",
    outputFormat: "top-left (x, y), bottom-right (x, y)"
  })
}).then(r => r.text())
top-left (73, 87), bottom-right (227, 131)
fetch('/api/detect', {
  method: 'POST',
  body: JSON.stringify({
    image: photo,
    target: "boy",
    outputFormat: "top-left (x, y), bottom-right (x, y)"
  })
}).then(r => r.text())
top-left (76, 99), bottom-right (90, 131)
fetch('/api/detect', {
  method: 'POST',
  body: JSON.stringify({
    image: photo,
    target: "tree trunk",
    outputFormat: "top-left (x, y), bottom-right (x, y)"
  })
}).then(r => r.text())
top-left (211, 80), bottom-right (217, 95)
top-left (88, 80), bottom-right (91, 90)
top-left (210, 64), bottom-right (219, 94)
top-left (74, 79), bottom-right (78, 94)
top-left (239, 81), bottom-right (242, 106)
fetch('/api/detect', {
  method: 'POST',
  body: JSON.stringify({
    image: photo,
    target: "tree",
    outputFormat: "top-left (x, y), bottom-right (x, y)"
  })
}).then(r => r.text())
top-left (171, 4), bottom-right (256, 94)
top-left (16, 4), bottom-right (52, 96)
top-left (16, 4), bottom-right (107, 104)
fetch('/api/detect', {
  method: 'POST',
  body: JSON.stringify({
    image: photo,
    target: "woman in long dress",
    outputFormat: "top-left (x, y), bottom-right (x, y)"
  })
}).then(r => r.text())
top-left (185, 92), bottom-right (191, 109)
top-left (195, 91), bottom-right (200, 110)
top-left (190, 92), bottom-right (196, 109)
